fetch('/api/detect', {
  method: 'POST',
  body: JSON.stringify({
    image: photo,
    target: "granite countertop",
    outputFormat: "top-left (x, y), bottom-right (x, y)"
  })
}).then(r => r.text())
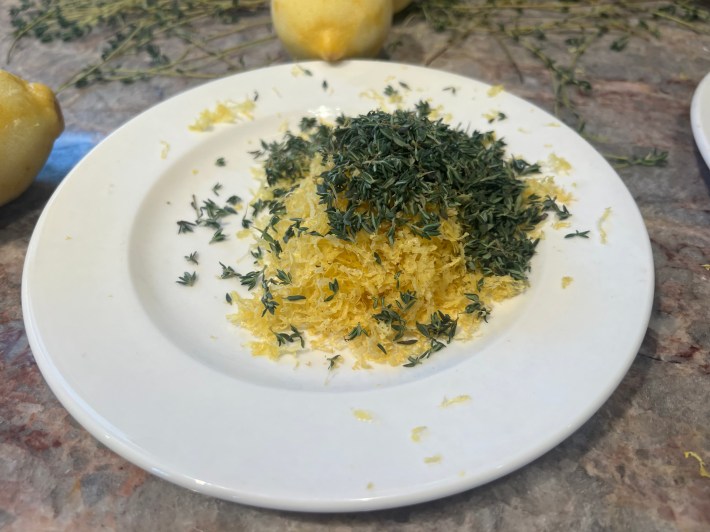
top-left (1, 3), bottom-right (710, 530)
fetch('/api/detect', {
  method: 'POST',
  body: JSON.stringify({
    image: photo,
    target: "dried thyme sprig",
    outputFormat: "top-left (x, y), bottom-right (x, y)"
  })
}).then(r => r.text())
top-left (414, 0), bottom-right (710, 133)
top-left (8, 0), bottom-right (274, 90)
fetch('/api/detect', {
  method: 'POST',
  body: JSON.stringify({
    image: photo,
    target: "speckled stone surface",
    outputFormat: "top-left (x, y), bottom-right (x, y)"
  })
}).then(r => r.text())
top-left (1, 5), bottom-right (710, 531)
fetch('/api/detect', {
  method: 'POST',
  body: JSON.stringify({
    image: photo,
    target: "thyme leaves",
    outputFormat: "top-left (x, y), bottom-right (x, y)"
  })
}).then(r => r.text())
top-left (317, 107), bottom-right (558, 281)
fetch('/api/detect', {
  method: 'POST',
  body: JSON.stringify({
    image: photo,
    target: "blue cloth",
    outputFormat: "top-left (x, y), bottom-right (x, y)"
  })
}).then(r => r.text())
top-left (37, 131), bottom-right (101, 184)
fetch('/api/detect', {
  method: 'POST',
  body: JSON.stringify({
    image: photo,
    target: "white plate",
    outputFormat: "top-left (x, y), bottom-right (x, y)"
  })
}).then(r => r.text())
top-left (22, 61), bottom-right (654, 512)
top-left (692, 72), bottom-right (710, 168)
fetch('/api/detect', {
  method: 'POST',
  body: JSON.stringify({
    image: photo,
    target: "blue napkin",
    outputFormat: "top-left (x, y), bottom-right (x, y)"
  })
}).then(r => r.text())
top-left (37, 131), bottom-right (101, 184)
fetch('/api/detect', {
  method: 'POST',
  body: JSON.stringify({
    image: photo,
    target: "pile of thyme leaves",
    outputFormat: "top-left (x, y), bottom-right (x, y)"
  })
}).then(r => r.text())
top-left (257, 103), bottom-right (565, 281)
top-left (240, 104), bottom-right (570, 366)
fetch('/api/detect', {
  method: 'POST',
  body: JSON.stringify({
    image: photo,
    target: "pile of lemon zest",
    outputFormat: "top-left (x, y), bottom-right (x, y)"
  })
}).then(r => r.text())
top-left (229, 164), bottom-right (527, 366)
top-left (701, 264), bottom-right (710, 271)
top-left (424, 454), bottom-right (442, 464)
top-left (192, 169), bottom-right (199, 175)
top-left (547, 153), bottom-right (572, 174)
top-left (272, 87), bottom-right (282, 98)
top-left (487, 84), bottom-right (504, 97)
top-left (684, 451), bottom-right (710, 478)
top-left (159, 141), bottom-right (170, 159)
top-left (353, 409), bottom-right (374, 422)
top-left (518, 127), bottom-right (531, 134)
top-left (440, 395), bottom-right (472, 408)
top-left (598, 207), bottom-right (612, 244)
top-left (188, 99), bottom-right (256, 132)
top-left (553, 220), bottom-right (572, 230)
top-left (483, 111), bottom-right (499, 122)
top-left (236, 228), bottom-right (251, 239)
top-left (561, 276), bottom-right (574, 289)
top-left (410, 426), bottom-right (428, 443)
top-left (366, 482), bottom-right (375, 490)
top-left (545, 122), bottom-right (561, 128)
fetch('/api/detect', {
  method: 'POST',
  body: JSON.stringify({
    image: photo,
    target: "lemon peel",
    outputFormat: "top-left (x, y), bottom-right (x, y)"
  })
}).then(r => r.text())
top-left (684, 451), bottom-right (710, 478)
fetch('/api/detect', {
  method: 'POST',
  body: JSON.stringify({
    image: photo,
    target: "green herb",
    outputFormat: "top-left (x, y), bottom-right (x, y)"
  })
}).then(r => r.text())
top-left (210, 228), bottom-right (227, 243)
top-left (212, 183), bottom-right (223, 196)
top-left (177, 220), bottom-right (195, 234)
top-left (373, 252), bottom-right (382, 265)
top-left (219, 262), bottom-right (239, 279)
top-left (565, 230), bottom-right (590, 239)
top-left (398, 81), bottom-right (410, 90)
top-left (9, 0), bottom-right (276, 91)
top-left (383, 84), bottom-right (399, 97)
top-left (215, 157), bottom-right (226, 167)
top-left (316, 106), bottom-right (558, 281)
top-left (377, 343), bottom-right (387, 354)
top-left (324, 278), bottom-right (339, 302)
top-left (605, 149), bottom-right (669, 169)
top-left (327, 354), bottom-right (342, 370)
top-left (403, 355), bottom-right (423, 367)
top-left (284, 294), bottom-right (306, 301)
top-left (260, 279), bottom-right (278, 316)
top-left (176, 271), bottom-right (197, 286)
top-left (290, 325), bottom-right (305, 348)
top-left (226, 292), bottom-right (233, 304)
top-left (273, 324), bottom-right (304, 347)
top-left (414, 0), bottom-right (710, 139)
top-left (542, 196), bottom-right (571, 220)
top-left (275, 269), bottom-right (292, 285)
top-left (226, 195), bottom-right (241, 206)
top-left (463, 293), bottom-right (490, 321)
top-left (344, 323), bottom-right (369, 341)
top-left (274, 331), bottom-right (293, 346)
top-left (396, 290), bottom-right (417, 312)
top-left (238, 269), bottom-right (262, 290)
top-left (443, 85), bottom-right (457, 94)
top-left (322, 79), bottom-right (328, 90)
top-left (185, 251), bottom-right (199, 264)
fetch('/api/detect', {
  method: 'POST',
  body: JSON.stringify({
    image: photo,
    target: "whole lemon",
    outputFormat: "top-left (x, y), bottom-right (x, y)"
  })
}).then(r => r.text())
top-left (0, 70), bottom-right (64, 206)
top-left (271, 0), bottom-right (393, 61)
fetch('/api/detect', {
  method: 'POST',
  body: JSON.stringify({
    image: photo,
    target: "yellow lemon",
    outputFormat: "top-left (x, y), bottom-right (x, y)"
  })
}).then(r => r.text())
top-left (0, 70), bottom-right (64, 206)
top-left (271, 0), bottom-right (394, 61)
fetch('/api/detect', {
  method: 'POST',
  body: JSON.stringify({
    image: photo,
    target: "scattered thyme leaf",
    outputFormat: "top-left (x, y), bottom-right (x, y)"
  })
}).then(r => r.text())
top-left (176, 271), bottom-right (196, 286)
top-left (565, 230), bottom-right (590, 239)
top-left (177, 220), bottom-right (195, 234)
